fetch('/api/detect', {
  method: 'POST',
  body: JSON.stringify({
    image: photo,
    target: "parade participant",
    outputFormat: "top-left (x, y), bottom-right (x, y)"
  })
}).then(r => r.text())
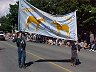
top-left (69, 41), bottom-right (81, 66)
top-left (13, 31), bottom-right (26, 69)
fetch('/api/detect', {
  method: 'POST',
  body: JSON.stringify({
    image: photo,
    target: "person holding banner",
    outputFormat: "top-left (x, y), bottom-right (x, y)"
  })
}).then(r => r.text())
top-left (13, 31), bottom-right (26, 69)
top-left (68, 41), bottom-right (81, 66)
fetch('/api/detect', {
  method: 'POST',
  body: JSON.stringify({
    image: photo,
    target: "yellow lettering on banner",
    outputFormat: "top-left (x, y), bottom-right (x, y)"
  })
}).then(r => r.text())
top-left (22, 8), bottom-right (35, 12)
top-left (69, 17), bottom-right (72, 22)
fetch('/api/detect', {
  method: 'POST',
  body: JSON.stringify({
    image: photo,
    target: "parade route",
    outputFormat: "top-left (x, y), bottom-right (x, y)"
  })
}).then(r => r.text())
top-left (0, 40), bottom-right (96, 72)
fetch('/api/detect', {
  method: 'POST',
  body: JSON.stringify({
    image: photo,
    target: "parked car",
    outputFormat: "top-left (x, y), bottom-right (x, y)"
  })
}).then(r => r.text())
top-left (0, 31), bottom-right (5, 40)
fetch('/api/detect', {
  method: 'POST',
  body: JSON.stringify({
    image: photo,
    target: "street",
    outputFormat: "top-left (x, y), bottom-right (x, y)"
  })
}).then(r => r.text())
top-left (0, 40), bottom-right (96, 72)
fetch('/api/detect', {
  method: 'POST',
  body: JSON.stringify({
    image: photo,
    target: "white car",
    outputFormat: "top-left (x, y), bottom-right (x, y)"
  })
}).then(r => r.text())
top-left (0, 31), bottom-right (5, 40)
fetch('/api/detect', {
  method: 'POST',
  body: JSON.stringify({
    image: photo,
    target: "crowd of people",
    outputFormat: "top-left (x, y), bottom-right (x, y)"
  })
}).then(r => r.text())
top-left (5, 31), bottom-right (96, 52)
top-left (78, 31), bottom-right (96, 52)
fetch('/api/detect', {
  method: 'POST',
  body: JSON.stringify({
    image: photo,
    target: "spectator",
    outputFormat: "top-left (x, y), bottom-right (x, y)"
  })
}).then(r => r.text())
top-left (82, 32), bottom-right (90, 44)
top-left (89, 31), bottom-right (94, 43)
top-left (91, 36), bottom-right (96, 52)
top-left (47, 38), bottom-right (53, 45)
top-left (79, 40), bottom-right (84, 48)
top-left (83, 40), bottom-right (89, 49)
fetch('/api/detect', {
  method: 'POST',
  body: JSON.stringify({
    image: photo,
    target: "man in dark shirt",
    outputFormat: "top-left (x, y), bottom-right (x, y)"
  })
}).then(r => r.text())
top-left (13, 31), bottom-right (26, 69)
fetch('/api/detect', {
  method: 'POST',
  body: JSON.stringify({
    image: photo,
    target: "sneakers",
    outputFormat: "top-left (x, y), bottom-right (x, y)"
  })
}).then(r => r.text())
top-left (19, 65), bottom-right (22, 68)
top-left (89, 49), bottom-right (92, 51)
top-left (89, 49), bottom-right (96, 52)
top-left (92, 50), bottom-right (94, 51)
top-left (71, 64), bottom-right (76, 67)
top-left (22, 65), bottom-right (26, 69)
top-left (19, 65), bottom-right (26, 69)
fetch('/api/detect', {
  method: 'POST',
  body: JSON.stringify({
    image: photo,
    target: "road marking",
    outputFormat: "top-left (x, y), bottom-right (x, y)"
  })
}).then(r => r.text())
top-left (1, 41), bottom-right (73, 72)
top-left (27, 52), bottom-right (73, 72)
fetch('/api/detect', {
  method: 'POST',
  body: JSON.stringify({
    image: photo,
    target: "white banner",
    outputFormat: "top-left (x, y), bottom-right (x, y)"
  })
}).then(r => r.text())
top-left (18, 0), bottom-right (78, 41)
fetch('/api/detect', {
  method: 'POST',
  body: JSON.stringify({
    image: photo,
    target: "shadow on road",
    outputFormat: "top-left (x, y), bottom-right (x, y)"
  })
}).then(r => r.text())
top-left (35, 59), bottom-right (81, 65)
top-left (35, 59), bottom-right (71, 63)
top-left (24, 59), bottom-right (71, 68)
top-left (25, 62), bottom-right (34, 67)
top-left (20, 59), bottom-right (81, 68)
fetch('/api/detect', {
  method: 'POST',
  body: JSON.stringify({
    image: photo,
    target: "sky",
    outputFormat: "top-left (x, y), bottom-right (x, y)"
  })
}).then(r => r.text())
top-left (0, 0), bottom-right (18, 17)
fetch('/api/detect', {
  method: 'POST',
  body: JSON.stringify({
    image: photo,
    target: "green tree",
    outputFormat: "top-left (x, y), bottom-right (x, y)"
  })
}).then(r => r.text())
top-left (0, 2), bottom-right (19, 32)
top-left (0, 16), bottom-right (12, 32)
top-left (1, 0), bottom-right (96, 32)
top-left (9, 2), bottom-right (19, 32)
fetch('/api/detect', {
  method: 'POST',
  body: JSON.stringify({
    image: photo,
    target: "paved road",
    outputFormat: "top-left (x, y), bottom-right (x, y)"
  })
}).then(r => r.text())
top-left (0, 40), bottom-right (96, 72)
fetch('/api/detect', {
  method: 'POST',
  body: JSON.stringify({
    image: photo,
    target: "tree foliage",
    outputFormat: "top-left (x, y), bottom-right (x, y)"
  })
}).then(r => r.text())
top-left (0, 2), bottom-right (18, 32)
top-left (0, 15), bottom-right (12, 32)
top-left (0, 0), bottom-right (96, 32)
